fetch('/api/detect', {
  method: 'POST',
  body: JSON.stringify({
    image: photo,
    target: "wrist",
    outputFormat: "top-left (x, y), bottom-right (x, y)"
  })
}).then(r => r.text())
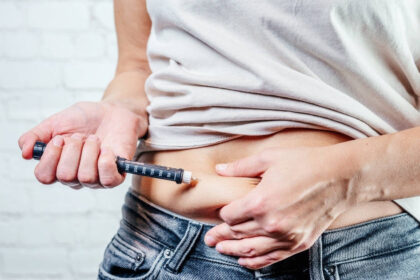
top-left (101, 97), bottom-right (148, 120)
top-left (323, 142), bottom-right (368, 206)
top-left (328, 134), bottom-right (398, 205)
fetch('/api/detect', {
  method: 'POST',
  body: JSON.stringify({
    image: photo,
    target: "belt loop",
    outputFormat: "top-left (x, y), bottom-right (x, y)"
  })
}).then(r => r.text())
top-left (309, 237), bottom-right (324, 280)
top-left (165, 222), bottom-right (203, 273)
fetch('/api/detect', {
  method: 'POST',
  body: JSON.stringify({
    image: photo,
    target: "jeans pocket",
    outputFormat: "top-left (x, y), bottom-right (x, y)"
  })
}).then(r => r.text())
top-left (99, 231), bottom-right (166, 280)
top-left (330, 243), bottom-right (420, 280)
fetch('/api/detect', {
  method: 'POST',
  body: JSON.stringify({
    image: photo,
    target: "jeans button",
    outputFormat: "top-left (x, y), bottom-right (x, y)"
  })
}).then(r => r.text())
top-left (164, 249), bottom-right (172, 258)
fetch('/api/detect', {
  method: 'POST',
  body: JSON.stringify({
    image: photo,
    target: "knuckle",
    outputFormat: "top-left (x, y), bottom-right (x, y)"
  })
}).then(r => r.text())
top-left (56, 170), bottom-right (76, 183)
top-left (287, 232), bottom-right (308, 250)
top-left (247, 195), bottom-right (266, 216)
top-left (218, 208), bottom-right (229, 222)
top-left (100, 175), bottom-right (119, 187)
top-left (35, 169), bottom-right (55, 184)
top-left (230, 160), bottom-right (244, 174)
top-left (231, 229), bottom-right (244, 240)
top-left (85, 134), bottom-right (99, 143)
top-left (69, 133), bottom-right (85, 144)
top-left (221, 217), bottom-right (234, 227)
top-left (263, 218), bottom-right (280, 234)
top-left (241, 247), bottom-right (257, 257)
top-left (219, 223), bottom-right (233, 239)
top-left (219, 209), bottom-right (234, 226)
top-left (98, 159), bottom-right (115, 172)
top-left (77, 170), bottom-right (97, 184)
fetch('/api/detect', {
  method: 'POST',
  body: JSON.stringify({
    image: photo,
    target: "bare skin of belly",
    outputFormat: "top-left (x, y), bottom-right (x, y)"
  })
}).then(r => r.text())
top-left (132, 128), bottom-right (403, 229)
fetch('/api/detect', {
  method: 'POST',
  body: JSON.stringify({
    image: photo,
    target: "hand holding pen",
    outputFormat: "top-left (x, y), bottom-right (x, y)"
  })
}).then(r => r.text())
top-left (18, 101), bottom-right (151, 189)
top-left (33, 141), bottom-right (196, 184)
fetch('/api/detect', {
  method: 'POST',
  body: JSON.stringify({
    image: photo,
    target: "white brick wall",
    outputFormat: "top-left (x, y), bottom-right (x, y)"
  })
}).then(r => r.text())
top-left (0, 1), bottom-right (132, 279)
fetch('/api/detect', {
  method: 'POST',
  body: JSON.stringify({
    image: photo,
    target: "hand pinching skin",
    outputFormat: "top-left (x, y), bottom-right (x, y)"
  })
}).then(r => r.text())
top-left (205, 146), bottom-right (358, 269)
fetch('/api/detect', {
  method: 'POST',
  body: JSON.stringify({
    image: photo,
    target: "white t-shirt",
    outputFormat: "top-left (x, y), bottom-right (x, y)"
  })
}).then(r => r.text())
top-left (136, 0), bottom-right (420, 221)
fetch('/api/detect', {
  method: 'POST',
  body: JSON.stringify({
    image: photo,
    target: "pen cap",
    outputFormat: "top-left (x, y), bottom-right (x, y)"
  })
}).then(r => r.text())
top-left (182, 170), bottom-right (192, 184)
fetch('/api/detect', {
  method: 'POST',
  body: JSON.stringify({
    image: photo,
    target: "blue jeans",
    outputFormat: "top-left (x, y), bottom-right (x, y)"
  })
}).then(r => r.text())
top-left (98, 190), bottom-right (420, 279)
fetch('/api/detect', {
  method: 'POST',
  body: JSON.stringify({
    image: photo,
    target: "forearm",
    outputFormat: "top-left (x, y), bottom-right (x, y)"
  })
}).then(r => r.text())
top-left (333, 127), bottom-right (420, 203)
top-left (102, 0), bottom-right (151, 120)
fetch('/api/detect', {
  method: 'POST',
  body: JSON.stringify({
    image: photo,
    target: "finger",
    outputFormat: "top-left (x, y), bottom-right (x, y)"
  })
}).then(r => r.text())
top-left (98, 146), bottom-right (125, 188)
top-left (56, 133), bottom-right (85, 185)
top-left (78, 134), bottom-right (101, 188)
top-left (238, 250), bottom-right (293, 270)
top-left (205, 220), bottom-right (263, 246)
top-left (215, 150), bottom-right (271, 177)
top-left (18, 120), bottom-right (53, 159)
top-left (205, 223), bottom-right (239, 247)
top-left (218, 189), bottom-right (264, 225)
top-left (238, 241), bottom-right (309, 270)
top-left (216, 236), bottom-right (294, 258)
top-left (34, 136), bottom-right (64, 184)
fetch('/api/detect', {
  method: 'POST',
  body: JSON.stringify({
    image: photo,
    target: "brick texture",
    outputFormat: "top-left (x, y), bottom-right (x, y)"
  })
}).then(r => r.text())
top-left (0, 1), bottom-right (129, 279)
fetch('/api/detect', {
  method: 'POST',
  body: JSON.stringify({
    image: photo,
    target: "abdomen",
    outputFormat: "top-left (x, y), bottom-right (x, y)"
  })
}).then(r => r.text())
top-left (131, 128), bottom-right (402, 227)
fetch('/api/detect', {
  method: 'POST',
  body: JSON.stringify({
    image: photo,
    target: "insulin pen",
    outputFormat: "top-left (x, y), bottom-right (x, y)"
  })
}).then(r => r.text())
top-left (32, 141), bottom-right (196, 184)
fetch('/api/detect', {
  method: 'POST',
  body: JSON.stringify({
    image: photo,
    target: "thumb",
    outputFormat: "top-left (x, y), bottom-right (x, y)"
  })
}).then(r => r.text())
top-left (18, 119), bottom-right (53, 159)
top-left (215, 151), bottom-right (271, 177)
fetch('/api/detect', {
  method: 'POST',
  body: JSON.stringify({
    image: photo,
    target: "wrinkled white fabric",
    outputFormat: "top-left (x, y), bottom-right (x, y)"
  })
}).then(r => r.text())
top-left (137, 0), bottom-right (420, 221)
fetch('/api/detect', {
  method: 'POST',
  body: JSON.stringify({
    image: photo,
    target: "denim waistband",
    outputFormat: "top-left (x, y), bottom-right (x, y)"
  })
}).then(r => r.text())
top-left (321, 210), bottom-right (420, 266)
top-left (121, 189), bottom-right (420, 275)
top-left (122, 190), bottom-right (311, 275)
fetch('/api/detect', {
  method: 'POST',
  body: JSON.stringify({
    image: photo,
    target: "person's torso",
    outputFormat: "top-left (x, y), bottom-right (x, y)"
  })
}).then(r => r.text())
top-left (143, 0), bottom-right (420, 150)
top-left (137, 0), bottom-right (420, 224)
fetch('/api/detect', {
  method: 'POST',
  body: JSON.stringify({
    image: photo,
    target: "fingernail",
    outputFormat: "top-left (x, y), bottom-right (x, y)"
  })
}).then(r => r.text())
top-left (205, 235), bottom-right (216, 246)
top-left (52, 136), bottom-right (64, 147)
top-left (216, 164), bottom-right (227, 171)
top-left (216, 243), bottom-right (223, 252)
